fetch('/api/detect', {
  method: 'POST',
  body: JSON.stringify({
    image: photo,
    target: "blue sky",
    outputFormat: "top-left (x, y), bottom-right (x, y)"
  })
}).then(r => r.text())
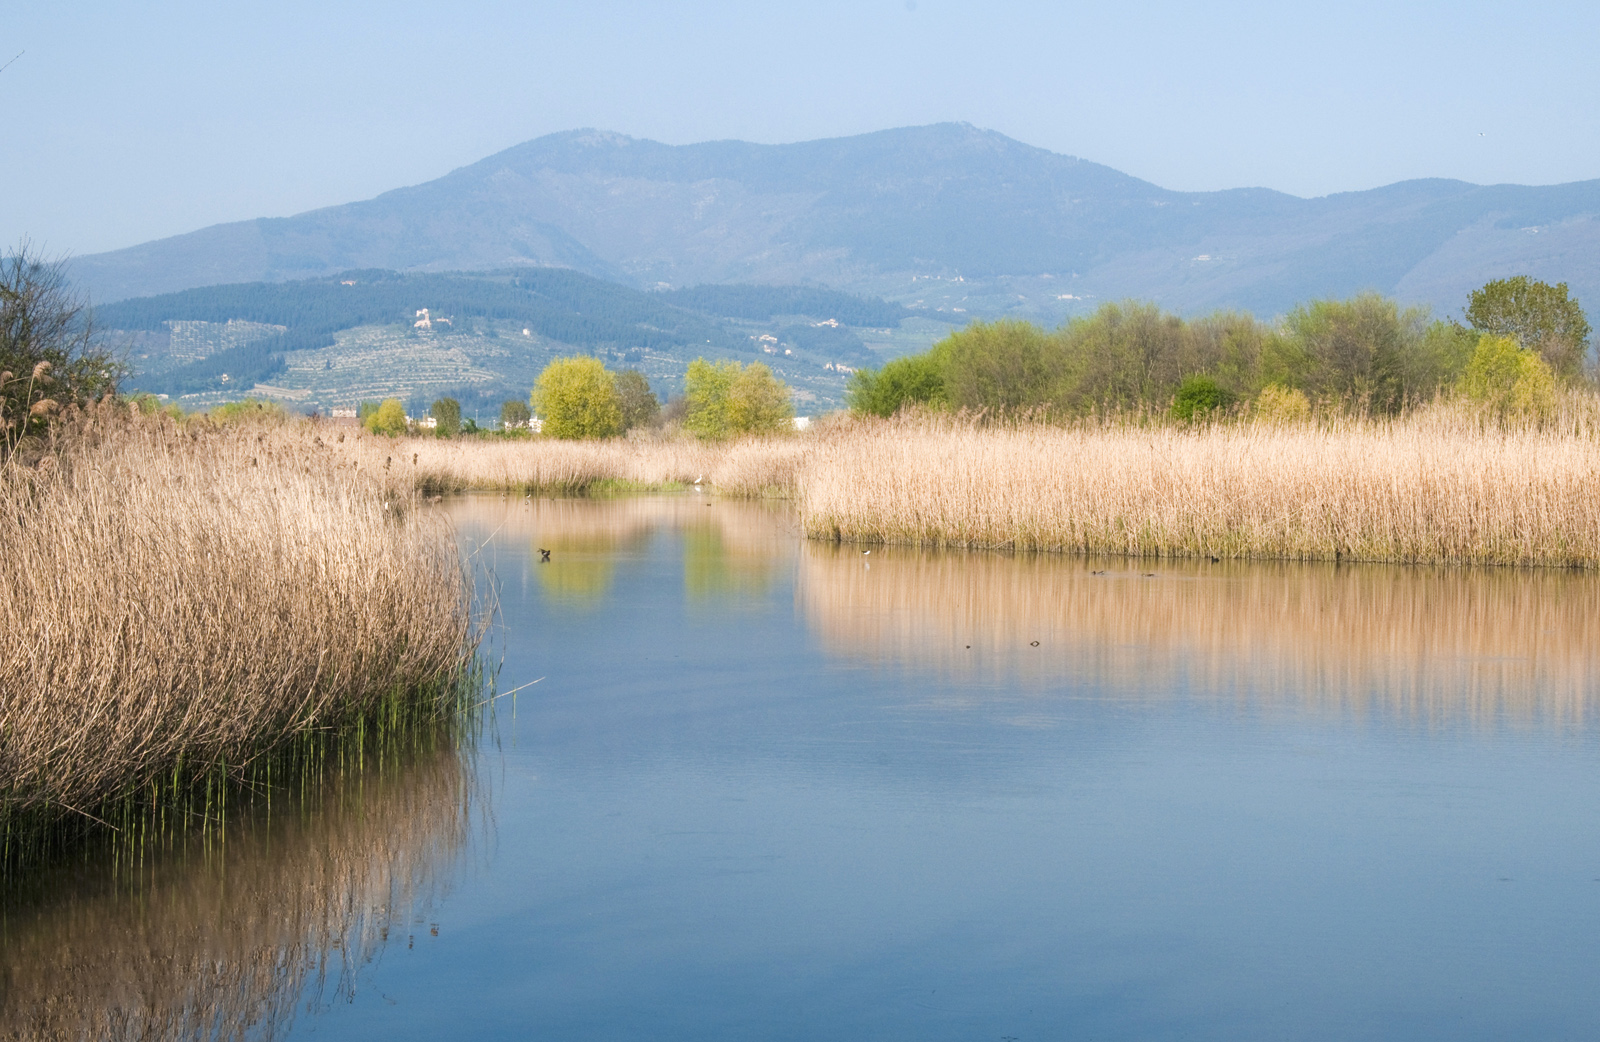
top-left (5, 0), bottom-right (1598, 257)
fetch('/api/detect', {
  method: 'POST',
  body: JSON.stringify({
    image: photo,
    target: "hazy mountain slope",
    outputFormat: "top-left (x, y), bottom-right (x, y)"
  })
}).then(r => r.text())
top-left (70, 124), bottom-right (1600, 317)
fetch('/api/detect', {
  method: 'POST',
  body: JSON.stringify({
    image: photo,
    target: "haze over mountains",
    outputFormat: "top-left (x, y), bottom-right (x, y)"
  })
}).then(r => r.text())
top-left (73, 123), bottom-right (1600, 319)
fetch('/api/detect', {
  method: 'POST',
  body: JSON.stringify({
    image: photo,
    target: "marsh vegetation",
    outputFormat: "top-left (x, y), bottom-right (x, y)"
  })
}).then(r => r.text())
top-left (0, 400), bottom-right (475, 867)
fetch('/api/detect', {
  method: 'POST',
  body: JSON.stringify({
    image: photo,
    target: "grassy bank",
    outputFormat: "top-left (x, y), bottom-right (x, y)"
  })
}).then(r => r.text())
top-left (798, 410), bottom-right (1600, 566)
top-left (0, 402), bottom-right (475, 859)
top-left (335, 399), bottom-right (1600, 568)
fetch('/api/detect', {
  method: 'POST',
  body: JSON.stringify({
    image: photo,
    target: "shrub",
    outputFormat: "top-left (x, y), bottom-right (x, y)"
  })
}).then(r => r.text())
top-left (1171, 375), bottom-right (1236, 421)
top-left (1458, 334), bottom-right (1557, 420)
top-left (1253, 383), bottom-right (1312, 424)
top-left (364, 398), bottom-right (407, 436)
top-left (533, 356), bottom-right (622, 440)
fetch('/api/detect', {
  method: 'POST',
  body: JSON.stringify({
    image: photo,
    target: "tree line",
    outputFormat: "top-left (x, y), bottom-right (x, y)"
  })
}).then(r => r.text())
top-left (359, 356), bottom-right (795, 440)
top-left (847, 278), bottom-right (1592, 420)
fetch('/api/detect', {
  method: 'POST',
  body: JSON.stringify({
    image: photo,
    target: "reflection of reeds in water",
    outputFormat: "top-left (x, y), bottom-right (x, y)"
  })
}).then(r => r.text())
top-left (448, 495), bottom-right (795, 604)
top-left (800, 543), bottom-right (1600, 728)
top-left (0, 726), bottom-right (476, 1042)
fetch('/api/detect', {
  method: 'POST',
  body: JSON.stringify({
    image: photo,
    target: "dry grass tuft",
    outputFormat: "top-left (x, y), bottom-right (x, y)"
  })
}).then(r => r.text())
top-left (0, 402), bottom-right (474, 831)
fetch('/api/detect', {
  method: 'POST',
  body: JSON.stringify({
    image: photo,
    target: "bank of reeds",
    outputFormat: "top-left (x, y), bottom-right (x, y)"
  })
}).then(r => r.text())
top-left (341, 398), bottom-right (1600, 567)
top-left (364, 429), bottom-right (812, 498)
top-left (798, 408), bottom-right (1600, 567)
top-left (0, 401), bottom-right (475, 857)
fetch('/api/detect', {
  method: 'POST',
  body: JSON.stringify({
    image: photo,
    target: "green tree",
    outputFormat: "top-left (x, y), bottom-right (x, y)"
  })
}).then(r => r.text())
top-left (1464, 276), bottom-right (1591, 381)
top-left (1279, 294), bottom-right (1429, 414)
top-left (1458, 334), bottom-right (1557, 420)
top-left (847, 351), bottom-right (948, 416)
top-left (364, 398), bottom-right (407, 436)
top-left (430, 396), bottom-right (461, 437)
top-left (939, 319), bottom-right (1065, 413)
top-left (682, 358), bottom-right (738, 438)
top-left (682, 358), bottom-right (794, 438)
top-left (500, 399), bottom-right (532, 429)
top-left (532, 356), bottom-right (622, 439)
top-left (614, 369), bottom-right (660, 430)
top-left (1, 245), bottom-right (121, 453)
top-left (357, 400), bottom-right (380, 422)
top-left (1058, 302), bottom-right (1190, 410)
top-left (1170, 375), bottom-right (1236, 421)
top-left (726, 362), bottom-right (794, 433)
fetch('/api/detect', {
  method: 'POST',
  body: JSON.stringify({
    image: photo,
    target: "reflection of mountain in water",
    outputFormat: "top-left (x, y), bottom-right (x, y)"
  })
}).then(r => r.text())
top-left (449, 496), bottom-right (794, 606)
top-left (0, 739), bottom-right (475, 1041)
top-left (800, 544), bottom-right (1600, 729)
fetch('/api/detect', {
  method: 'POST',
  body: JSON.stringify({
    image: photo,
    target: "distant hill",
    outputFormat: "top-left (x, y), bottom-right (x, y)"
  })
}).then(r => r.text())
top-left (70, 123), bottom-right (1600, 320)
top-left (105, 270), bottom-right (918, 413)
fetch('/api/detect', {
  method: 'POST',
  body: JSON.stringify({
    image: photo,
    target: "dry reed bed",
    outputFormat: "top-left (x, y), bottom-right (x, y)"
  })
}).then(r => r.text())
top-left (374, 432), bottom-right (812, 498)
top-left (0, 404), bottom-right (473, 824)
top-left (798, 413), bottom-right (1600, 566)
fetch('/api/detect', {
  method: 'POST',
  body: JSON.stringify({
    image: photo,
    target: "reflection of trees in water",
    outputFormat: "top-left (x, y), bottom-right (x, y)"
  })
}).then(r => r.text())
top-left (682, 517), bottom-right (785, 600)
top-left (448, 495), bottom-right (795, 606)
top-left (800, 544), bottom-right (1600, 729)
top-left (0, 734), bottom-right (476, 1041)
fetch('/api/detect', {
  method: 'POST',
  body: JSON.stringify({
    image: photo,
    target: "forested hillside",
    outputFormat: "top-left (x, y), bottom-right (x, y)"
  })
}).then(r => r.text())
top-left (103, 269), bottom-right (920, 410)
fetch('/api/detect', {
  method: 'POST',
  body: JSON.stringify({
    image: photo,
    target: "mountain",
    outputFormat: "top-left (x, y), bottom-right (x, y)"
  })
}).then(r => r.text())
top-left (70, 124), bottom-right (1600, 319)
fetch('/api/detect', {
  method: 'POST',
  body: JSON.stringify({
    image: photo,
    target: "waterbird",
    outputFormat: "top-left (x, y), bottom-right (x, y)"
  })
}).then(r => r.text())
top-left (538, 548), bottom-right (551, 562)
top-left (862, 550), bottom-right (871, 555)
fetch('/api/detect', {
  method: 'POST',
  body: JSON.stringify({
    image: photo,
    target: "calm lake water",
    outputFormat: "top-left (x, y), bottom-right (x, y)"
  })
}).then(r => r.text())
top-left (8, 493), bottom-right (1600, 1040)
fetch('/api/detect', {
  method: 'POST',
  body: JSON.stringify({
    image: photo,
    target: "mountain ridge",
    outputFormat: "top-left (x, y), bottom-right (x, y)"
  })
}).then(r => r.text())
top-left (69, 123), bottom-right (1600, 318)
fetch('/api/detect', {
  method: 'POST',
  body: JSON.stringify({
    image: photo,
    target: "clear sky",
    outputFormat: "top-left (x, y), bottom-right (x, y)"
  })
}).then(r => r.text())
top-left (5, 0), bottom-right (1598, 257)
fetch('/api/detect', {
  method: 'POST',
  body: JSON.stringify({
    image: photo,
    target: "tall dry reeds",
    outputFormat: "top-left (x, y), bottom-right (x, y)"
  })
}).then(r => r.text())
top-left (798, 410), bottom-right (1600, 567)
top-left (0, 402), bottom-right (474, 840)
top-left (375, 429), bottom-right (812, 498)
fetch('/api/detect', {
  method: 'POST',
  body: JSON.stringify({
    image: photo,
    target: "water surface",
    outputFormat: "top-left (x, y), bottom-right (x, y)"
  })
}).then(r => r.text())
top-left (8, 494), bottom-right (1600, 1040)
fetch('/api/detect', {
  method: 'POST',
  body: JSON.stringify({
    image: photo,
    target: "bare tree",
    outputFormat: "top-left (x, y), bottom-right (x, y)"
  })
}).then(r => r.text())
top-left (1, 244), bottom-right (122, 455)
